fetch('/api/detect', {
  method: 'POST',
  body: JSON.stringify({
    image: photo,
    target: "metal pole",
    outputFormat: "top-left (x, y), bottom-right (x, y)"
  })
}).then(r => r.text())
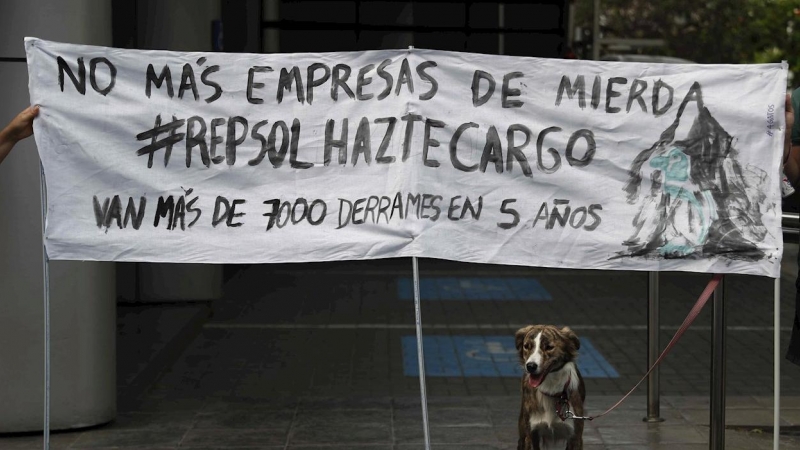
top-left (412, 257), bottom-right (431, 450)
top-left (774, 277), bottom-right (780, 450)
top-left (566, 1), bottom-right (576, 48)
top-left (498, 3), bottom-right (505, 55)
top-left (644, 272), bottom-right (664, 422)
top-left (39, 163), bottom-right (50, 450)
top-left (592, 0), bottom-right (600, 60)
top-left (709, 276), bottom-right (726, 450)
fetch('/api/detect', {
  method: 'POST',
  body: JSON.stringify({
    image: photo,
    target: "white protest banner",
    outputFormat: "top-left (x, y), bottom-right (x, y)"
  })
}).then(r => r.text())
top-left (26, 38), bottom-right (787, 277)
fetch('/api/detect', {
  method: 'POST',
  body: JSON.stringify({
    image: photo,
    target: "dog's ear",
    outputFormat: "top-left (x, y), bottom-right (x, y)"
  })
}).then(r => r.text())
top-left (560, 326), bottom-right (580, 351)
top-left (515, 326), bottom-right (532, 350)
top-left (515, 325), bottom-right (535, 357)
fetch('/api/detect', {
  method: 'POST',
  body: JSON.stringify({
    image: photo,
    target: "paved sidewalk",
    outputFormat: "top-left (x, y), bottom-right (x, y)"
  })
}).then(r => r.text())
top-left (1, 395), bottom-right (798, 449)
top-left (1, 244), bottom-right (799, 448)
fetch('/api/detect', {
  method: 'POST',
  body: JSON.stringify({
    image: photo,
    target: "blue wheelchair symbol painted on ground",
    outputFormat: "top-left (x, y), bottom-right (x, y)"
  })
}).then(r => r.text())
top-left (402, 335), bottom-right (618, 378)
top-left (397, 277), bottom-right (552, 301)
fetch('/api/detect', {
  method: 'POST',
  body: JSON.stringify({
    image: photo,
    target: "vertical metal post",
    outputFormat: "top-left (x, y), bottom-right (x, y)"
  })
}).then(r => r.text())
top-left (774, 277), bottom-right (780, 450)
top-left (412, 257), bottom-right (431, 450)
top-left (566, 1), bottom-right (576, 48)
top-left (709, 277), bottom-right (726, 450)
top-left (498, 3), bottom-right (505, 55)
top-left (39, 163), bottom-right (50, 450)
top-left (592, 0), bottom-right (601, 60)
top-left (644, 272), bottom-right (664, 422)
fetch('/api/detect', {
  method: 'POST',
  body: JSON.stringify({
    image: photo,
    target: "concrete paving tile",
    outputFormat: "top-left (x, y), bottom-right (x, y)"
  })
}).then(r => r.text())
top-left (694, 427), bottom-right (785, 450)
top-left (490, 425), bottom-right (518, 444)
top-left (299, 396), bottom-right (393, 410)
top-left (678, 407), bottom-right (792, 426)
top-left (179, 447), bottom-right (283, 450)
top-left (492, 424), bottom-right (604, 446)
top-left (779, 410), bottom-right (800, 426)
top-left (394, 424), bottom-right (502, 445)
top-left (288, 423), bottom-right (392, 445)
top-left (485, 395), bottom-right (519, 412)
top-left (395, 407), bottom-right (491, 428)
top-left (192, 409), bottom-right (295, 430)
top-left (65, 448), bottom-right (178, 450)
top-left (70, 429), bottom-right (185, 448)
top-left (661, 395), bottom-right (709, 410)
top-left (130, 395), bottom-right (208, 412)
top-left (581, 427), bottom-right (605, 446)
top-left (586, 405), bottom-right (689, 426)
top-left (663, 395), bottom-right (758, 410)
top-left (596, 423), bottom-right (706, 445)
top-left (200, 398), bottom-right (299, 412)
top-left (600, 446), bottom-right (708, 450)
top-left (488, 410), bottom-right (518, 430)
top-left (584, 395), bottom-right (648, 411)
top-left (754, 395), bottom-right (800, 409)
top-left (180, 428), bottom-right (289, 447)
top-left (295, 409), bottom-right (391, 427)
top-left (395, 445), bottom-right (511, 450)
top-left (719, 396), bottom-right (763, 409)
top-left (0, 431), bottom-right (79, 450)
top-left (287, 446), bottom-right (390, 450)
top-left (393, 396), bottom-right (487, 410)
top-left (103, 411), bottom-right (196, 431)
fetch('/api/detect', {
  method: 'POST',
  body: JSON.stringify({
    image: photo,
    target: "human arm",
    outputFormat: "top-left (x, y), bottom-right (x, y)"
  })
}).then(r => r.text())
top-left (0, 105), bottom-right (39, 166)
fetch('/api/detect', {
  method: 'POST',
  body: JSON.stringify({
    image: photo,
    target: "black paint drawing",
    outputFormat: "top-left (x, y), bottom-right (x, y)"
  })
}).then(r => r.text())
top-left (616, 82), bottom-right (770, 261)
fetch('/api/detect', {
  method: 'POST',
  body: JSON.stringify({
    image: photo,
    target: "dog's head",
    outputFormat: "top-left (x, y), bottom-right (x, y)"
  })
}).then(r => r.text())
top-left (514, 325), bottom-right (580, 388)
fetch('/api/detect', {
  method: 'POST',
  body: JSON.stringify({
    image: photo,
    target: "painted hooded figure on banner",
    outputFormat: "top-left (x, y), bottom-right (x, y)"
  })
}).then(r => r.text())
top-left (617, 82), bottom-right (770, 261)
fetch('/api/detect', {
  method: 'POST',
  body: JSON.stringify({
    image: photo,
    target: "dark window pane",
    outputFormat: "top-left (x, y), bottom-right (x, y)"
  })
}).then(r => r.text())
top-left (280, 30), bottom-right (358, 52)
top-left (505, 32), bottom-right (564, 58)
top-left (414, 32), bottom-right (467, 52)
top-left (413, 2), bottom-right (466, 28)
top-left (279, 0), bottom-right (357, 24)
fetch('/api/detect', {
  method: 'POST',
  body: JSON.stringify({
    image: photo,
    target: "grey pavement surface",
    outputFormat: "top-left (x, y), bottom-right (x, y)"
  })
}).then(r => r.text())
top-left (2, 244), bottom-right (800, 448)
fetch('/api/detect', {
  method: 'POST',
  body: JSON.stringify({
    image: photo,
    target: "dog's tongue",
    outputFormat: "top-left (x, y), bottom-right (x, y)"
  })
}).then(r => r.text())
top-left (528, 373), bottom-right (546, 388)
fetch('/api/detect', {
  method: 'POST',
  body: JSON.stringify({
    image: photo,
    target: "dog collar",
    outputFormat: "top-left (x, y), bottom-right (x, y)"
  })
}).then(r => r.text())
top-left (542, 376), bottom-right (572, 421)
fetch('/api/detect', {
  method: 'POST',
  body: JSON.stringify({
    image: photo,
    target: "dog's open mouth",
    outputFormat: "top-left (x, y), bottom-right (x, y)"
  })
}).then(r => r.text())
top-left (528, 370), bottom-right (549, 388)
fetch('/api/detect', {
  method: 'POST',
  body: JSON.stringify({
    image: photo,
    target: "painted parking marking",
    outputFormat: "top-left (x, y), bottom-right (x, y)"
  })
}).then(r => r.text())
top-left (402, 335), bottom-right (618, 378)
top-left (396, 277), bottom-right (552, 301)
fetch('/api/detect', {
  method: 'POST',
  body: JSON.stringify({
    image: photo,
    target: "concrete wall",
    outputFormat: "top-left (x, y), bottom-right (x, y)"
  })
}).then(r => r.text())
top-left (0, 0), bottom-right (116, 432)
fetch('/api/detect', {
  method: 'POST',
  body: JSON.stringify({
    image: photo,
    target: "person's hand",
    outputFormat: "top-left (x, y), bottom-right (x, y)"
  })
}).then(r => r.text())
top-left (785, 93), bottom-right (794, 165)
top-left (1, 105), bottom-right (39, 144)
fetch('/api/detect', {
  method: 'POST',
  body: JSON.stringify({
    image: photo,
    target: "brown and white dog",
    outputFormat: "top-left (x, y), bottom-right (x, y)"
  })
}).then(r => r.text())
top-left (515, 325), bottom-right (585, 450)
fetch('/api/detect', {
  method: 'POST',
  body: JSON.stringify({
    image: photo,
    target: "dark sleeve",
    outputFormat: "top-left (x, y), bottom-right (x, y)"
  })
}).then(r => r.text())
top-left (792, 87), bottom-right (800, 145)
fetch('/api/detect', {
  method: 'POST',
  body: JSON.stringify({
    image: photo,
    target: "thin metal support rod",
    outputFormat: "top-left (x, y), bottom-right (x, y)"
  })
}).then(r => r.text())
top-left (644, 272), bottom-right (664, 422)
top-left (774, 277), bottom-right (780, 450)
top-left (412, 257), bottom-right (431, 450)
top-left (39, 163), bottom-right (50, 450)
top-left (498, 3), bottom-right (505, 55)
top-left (592, 0), bottom-right (601, 60)
top-left (709, 276), bottom-right (726, 450)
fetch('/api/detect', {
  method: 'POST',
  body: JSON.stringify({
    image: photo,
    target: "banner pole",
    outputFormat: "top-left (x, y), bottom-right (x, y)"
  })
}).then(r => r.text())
top-left (644, 271), bottom-right (664, 422)
top-left (709, 276), bottom-right (726, 450)
top-left (774, 277), bottom-right (780, 450)
top-left (592, 0), bottom-right (601, 60)
top-left (406, 44), bottom-right (430, 449)
top-left (39, 162), bottom-right (50, 450)
top-left (412, 256), bottom-right (431, 450)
